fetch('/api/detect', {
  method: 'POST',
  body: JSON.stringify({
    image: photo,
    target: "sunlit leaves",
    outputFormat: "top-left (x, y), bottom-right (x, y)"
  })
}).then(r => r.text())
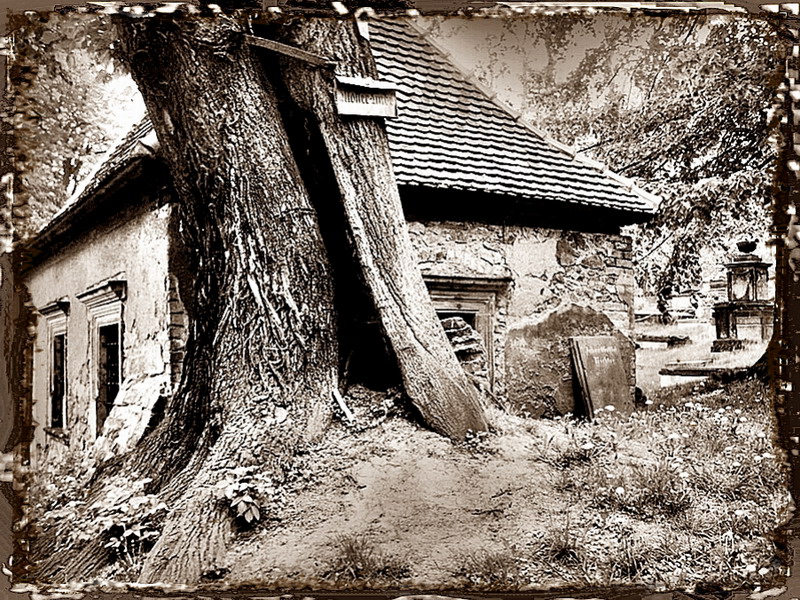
top-left (463, 14), bottom-right (785, 305)
top-left (10, 11), bottom-right (146, 237)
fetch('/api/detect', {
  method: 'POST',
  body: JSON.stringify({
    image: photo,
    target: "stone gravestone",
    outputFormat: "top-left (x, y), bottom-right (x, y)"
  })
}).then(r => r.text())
top-left (569, 335), bottom-right (633, 418)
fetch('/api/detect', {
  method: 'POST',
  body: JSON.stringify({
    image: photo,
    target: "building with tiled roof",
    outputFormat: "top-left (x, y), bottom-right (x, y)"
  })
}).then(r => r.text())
top-left (370, 18), bottom-right (657, 219)
top-left (23, 18), bottom-right (657, 468)
top-left (40, 19), bottom-right (655, 245)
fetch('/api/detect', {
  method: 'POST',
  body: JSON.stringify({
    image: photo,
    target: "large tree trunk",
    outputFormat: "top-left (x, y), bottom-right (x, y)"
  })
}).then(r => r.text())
top-left (30, 11), bottom-right (487, 585)
top-left (32, 13), bottom-right (339, 584)
top-left (268, 17), bottom-right (488, 440)
top-left (120, 14), bottom-right (342, 584)
top-left (776, 61), bottom-right (800, 519)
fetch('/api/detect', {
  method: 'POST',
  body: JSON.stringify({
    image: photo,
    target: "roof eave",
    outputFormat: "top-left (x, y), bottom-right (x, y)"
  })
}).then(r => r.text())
top-left (398, 182), bottom-right (656, 232)
top-left (23, 156), bottom-right (162, 267)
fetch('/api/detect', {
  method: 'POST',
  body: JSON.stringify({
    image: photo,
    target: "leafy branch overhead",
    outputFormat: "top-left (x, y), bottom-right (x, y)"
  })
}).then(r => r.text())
top-left (449, 13), bottom-right (785, 305)
top-left (10, 11), bottom-right (146, 236)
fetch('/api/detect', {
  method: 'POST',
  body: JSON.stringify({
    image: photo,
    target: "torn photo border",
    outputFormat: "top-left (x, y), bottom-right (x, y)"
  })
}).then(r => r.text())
top-left (1, 0), bottom-right (799, 597)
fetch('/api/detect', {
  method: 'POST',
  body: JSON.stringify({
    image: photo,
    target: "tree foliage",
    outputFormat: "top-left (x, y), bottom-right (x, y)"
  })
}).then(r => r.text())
top-left (10, 11), bottom-right (145, 236)
top-left (530, 14), bottom-right (784, 309)
top-left (428, 13), bottom-right (786, 313)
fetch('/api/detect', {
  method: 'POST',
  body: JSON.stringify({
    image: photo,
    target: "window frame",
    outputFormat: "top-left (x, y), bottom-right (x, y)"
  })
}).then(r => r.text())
top-left (96, 321), bottom-right (123, 433)
top-left (77, 279), bottom-right (126, 437)
top-left (39, 299), bottom-right (69, 433)
top-left (423, 275), bottom-right (510, 389)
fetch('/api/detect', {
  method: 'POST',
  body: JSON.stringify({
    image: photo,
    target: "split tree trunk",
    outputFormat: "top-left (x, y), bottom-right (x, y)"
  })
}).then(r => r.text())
top-left (32, 11), bottom-right (487, 585)
top-left (119, 14), bottom-right (342, 584)
top-left (34, 13), bottom-right (339, 583)
top-left (269, 17), bottom-right (488, 440)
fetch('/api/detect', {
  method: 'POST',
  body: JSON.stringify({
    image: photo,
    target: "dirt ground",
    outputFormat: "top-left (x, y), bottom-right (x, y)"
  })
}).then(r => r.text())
top-left (227, 410), bottom-right (555, 588)
top-left (224, 384), bottom-right (790, 592)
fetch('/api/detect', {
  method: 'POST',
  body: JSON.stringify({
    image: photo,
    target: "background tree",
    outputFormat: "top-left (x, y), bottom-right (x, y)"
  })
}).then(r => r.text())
top-left (526, 14), bottom-right (782, 315)
top-left (425, 12), bottom-right (785, 316)
top-left (10, 11), bottom-right (145, 237)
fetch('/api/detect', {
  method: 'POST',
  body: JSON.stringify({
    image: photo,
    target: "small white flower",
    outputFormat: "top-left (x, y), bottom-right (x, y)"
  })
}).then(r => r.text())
top-left (645, 399), bottom-right (653, 405)
top-left (763, 453), bottom-right (776, 459)
top-left (746, 564), bottom-right (757, 573)
top-left (615, 486), bottom-right (625, 495)
top-left (735, 408), bottom-right (742, 415)
top-left (735, 509), bottom-right (746, 517)
top-left (758, 567), bottom-right (770, 576)
top-left (733, 461), bottom-right (742, 467)
top-left (679, 471), bottom-right (689, 478)
top-left (604, 405), bottom-right (615, 412)
top-left (581, 442), bottom-right (595, 450)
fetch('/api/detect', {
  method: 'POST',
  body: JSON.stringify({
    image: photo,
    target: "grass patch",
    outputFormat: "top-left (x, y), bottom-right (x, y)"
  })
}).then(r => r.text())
top-left (522, 377), bottom-right (789, 591)
top-left (323, 533), bottom-right (411, 585)
top-left (454, 548), bottom-right (523, 589)
top-left (533, 417), bottom-right (617, 470)
top-left (541, 516), bottom-right (582, 567)
top-left (629, 459), bottom-right (692, 517)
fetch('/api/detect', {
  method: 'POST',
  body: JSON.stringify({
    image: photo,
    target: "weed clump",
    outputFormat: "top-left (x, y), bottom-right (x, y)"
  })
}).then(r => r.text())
top-left (323, 533), bottom-right (411, 585)
top-left (454, 549), bottom-right (522, 589)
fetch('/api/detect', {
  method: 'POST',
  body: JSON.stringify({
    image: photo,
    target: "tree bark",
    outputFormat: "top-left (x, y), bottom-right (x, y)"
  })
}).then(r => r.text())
top-left (775, 65), bottom-right (800, 519)
top-left (122, 14), bottom-right (341, 584)
top-left (33, 13), bottom-right (339, 584)
top-left (30, 12), bottom-right (487, 585)
top-left (268, 17), bottom-right (488, 440)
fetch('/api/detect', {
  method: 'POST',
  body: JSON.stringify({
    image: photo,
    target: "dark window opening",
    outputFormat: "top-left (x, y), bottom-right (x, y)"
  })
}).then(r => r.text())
top-left (51, 333), bottom-right (66, 429)
top-left (425, 277), bottom-right (510, 390)
top-left (97, 323), bottom-right (122, 435)
top-left (436, 310), bottom-right (477, 329)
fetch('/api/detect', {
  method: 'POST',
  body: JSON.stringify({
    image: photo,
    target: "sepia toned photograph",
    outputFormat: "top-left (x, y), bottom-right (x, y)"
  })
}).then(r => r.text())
top-left (1, 1), bottom-right (796, 595)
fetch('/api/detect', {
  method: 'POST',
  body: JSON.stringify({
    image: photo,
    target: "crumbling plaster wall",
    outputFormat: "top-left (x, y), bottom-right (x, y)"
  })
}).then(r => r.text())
top-left (25, 202), bottom-right (174, 470)
top-left (409, 220), bottom-right (635, 416)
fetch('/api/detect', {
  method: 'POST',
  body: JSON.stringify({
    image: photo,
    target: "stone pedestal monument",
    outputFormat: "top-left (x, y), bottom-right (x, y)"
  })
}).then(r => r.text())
top-left (711, 241), bottom-right (773, 352)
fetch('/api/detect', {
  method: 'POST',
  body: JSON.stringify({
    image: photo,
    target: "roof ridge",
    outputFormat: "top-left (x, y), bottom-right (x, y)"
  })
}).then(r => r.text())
top-left (403, 18), bottom-right (660, 212)
top-left (62, 117), bottom-right (156, 209)
top-left (41, 116), bottom-right (158, 235)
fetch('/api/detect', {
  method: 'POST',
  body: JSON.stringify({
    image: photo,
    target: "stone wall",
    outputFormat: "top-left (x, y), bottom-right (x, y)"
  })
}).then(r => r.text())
top-left (409, 220), bottom-right (635, 417)
top-left (24, 201), bottom-right (174, 469)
